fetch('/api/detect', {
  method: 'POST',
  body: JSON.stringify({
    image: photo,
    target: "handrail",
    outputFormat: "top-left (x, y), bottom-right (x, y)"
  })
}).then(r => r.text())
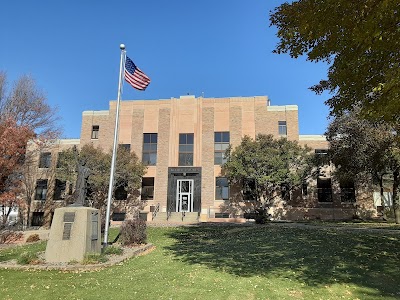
top-left (152, 203), bottom-right (160, 221)
top-left (167, 201), bottom-right (174, 221)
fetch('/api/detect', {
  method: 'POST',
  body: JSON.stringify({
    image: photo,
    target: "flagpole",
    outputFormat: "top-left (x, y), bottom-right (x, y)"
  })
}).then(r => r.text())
top-left (103, 44), bottom-right (126, 249)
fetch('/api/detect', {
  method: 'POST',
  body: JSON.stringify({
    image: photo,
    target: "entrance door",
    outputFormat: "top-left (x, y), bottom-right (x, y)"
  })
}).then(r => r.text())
top-left (176, 179), bottom-right (194, 212)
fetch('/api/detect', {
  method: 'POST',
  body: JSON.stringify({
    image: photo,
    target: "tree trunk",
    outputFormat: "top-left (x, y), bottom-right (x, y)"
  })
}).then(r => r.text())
top-left (380, 174), bottom-right (385, 218)
top-left (26, 201), bottom-right (31, 228)
top-left (392, 170), bottom-right (400, 224)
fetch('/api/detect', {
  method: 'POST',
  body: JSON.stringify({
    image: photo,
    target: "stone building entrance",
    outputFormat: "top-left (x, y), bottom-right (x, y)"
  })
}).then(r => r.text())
top-left (167, 167), bottom-right (201, 212)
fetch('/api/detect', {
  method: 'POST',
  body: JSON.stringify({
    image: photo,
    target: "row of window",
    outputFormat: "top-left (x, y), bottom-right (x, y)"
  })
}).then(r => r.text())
top-left (33, 176), bottom-right (229, 202)
top-left (40, 121), bottom-right (289, 169)
top-left (90, 122), bottom-right (288, 141)
top-left (34, 176), bottom-right (354, 203)
top-left (35, 179), bottom-right (70, 200)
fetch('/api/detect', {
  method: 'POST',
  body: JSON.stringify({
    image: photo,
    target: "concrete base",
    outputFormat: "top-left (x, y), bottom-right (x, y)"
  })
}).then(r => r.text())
top-left (45, 207), bottom-right (101, 263)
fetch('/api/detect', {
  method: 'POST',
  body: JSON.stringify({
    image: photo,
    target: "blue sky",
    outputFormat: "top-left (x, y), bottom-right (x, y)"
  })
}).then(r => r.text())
top-left (0, 0), bottom-right (331, 139)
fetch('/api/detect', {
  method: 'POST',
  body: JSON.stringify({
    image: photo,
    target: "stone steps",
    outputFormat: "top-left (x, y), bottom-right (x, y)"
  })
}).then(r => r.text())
top-left (151, 212), bottom-right (199, 223)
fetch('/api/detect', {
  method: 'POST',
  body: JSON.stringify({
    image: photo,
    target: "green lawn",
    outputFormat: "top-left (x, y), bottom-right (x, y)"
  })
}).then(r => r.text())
top-left (1, 224), bottom-right (400, 300)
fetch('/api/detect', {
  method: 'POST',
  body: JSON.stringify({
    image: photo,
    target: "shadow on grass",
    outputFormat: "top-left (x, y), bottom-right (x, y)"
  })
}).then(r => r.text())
top-left (165, 224), bottom-right (400, 297)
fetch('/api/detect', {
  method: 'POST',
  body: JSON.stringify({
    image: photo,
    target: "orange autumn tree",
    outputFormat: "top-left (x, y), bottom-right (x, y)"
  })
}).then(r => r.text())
top-left (0, 71), bottom-right (61, 226)
top-left (0, 118), bottom-right (34, 225)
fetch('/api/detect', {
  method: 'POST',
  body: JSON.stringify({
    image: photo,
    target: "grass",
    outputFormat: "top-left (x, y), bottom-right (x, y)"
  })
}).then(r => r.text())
top-left (0, 224), bottom-right (399, 299)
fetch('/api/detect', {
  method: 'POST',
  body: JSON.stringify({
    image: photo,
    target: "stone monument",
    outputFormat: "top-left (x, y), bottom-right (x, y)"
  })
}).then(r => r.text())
top-left (45, 162), bottom-right (101, 263)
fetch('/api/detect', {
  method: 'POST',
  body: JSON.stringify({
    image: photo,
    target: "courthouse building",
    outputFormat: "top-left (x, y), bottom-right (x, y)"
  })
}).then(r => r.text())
top-left (29, 95), bottom-right (377, 226)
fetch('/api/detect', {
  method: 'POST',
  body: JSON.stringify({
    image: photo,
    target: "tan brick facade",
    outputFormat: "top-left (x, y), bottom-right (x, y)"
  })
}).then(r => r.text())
top-left (27, 95), bottom-right (378, 225)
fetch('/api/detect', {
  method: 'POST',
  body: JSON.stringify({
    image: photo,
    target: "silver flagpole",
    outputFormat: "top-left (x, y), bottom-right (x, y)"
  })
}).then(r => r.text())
top-left (103, 44), bottom-right (126, 249)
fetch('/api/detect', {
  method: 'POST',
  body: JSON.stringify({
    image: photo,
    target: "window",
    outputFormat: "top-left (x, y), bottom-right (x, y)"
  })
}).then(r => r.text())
top-left (112, 212), bottom-right (126, 221)
top-left (216, 177), bottom-right (229, 200)
top-left (119, 144), bottom-right (131, 152)
top-left (114, 182), bottom-right (128, 200)
top-left (91, 125), bottom-right (99, 139)
top-left (302, 182), bottom-right (308, 196)
top-left (179, 133), bottom-right (194, 166)
top-left (215, 213), bottom-right (230, 218)
top-left (142, 133), bottom-right (157, 165)
top-left (56, 152), bottom-right (65, 168)
top-left (31, 212), bottom-right (44, 227)
top-left (141, 177), bottom-right (154, 200)
top-left (214, 132), bottom-right (230, 165)
top-left (278, 121), bottom-right (287, 136)
top-left (340, 180), bottom-right (356, 202)
top-left (315, 149), bottom-right (328, 155)
top-left (243, 179), bottom-right (256, 201)
top-left (35, 179), bottom-right (48, 200)
top-left (317, 177), bottom-right (332, 202)
top-left (53, 179), bottom-right (66, 200)
top-left (39, 152), bottom-right (51, 168)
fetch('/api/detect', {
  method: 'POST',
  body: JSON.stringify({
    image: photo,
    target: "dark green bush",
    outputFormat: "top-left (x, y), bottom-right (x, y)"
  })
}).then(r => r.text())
top-left (120, 219), bottom-right (147, 246)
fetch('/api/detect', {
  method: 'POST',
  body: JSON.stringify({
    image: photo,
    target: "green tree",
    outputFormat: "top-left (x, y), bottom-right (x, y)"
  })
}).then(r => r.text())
top-left (57, 144), bottom-right (146, 216)
top-left (269, 0), bottom-right (400, 121)
top-left (326, 111), bottom-right (400, 222)
top-left (223, 134), bottom-right (311, 219)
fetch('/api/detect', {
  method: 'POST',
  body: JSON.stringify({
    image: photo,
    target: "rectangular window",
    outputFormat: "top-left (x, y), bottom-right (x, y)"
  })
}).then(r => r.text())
top-left (215, 213), bottom-right (230, 218)
top-left (179, 133), bottom-right (194, 166)
top-left (39, 152), bottom-right (51, 168)
top-left (215, 177), bottom-right (230, 200)
top-left (91, 125), bottom-right (99, 139)
top-left (56, 152), bottom-right (65, 168)
top-left (53, 179), bottom-right (66, 200)
top-left (35, 179), bottom-right (48, 200)
top-left (31, 212), bottom-right (44, 227)
top-left (317, 177), bottom-right (332, 202)
top-left (141, 177), bottom-right (154, 200)
top-left (315, 149), bottom-right (328, 155)
top-left (142, 133), bottom-right (157, 165)
top-left (340, 180), bottom-right (356, 202)
top-left (214, 132), bottom-right (230, 165)
top-left (112, 212), bottom-right (126, 221)
top-left (119, 144), bottom-right (131, 152)
top-left (278, 121), bottom-right (287, 136)
top-left (302, 182), bottom-right (308, 196)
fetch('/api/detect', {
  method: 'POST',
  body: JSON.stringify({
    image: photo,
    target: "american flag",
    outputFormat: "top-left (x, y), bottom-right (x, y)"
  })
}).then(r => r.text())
top-left (124, 56), bottom-right (150, 91)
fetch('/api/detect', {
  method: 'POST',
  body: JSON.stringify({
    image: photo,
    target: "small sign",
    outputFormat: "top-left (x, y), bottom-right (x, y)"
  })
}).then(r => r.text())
top-left (63, 212), bottom-right (75, 222)
top-left (62, 223), bottom-right (73, 240)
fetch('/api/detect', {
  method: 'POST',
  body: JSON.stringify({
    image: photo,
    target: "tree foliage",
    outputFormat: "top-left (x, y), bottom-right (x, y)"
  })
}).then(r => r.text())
top-left (56, 144), bottom-right (146, 211)
top-left (223, 134), bottom-right (311, 210)
top-left (270, 0), bottom-right (400, 121)
top-left (326, 110), bottom-right (400, 222)
top-left (0, 71), bottom-right (60, 225)
top-left (0, 118), bottom-right (34, 224)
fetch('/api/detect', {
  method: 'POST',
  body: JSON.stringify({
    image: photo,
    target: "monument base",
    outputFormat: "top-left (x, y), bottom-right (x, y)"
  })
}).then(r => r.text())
top-left (45, 207), bottom-right (101, 263)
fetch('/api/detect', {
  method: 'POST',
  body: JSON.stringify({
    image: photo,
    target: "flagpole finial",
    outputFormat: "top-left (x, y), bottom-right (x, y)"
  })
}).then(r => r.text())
top-left (120, 44), bottom-right (125, 50)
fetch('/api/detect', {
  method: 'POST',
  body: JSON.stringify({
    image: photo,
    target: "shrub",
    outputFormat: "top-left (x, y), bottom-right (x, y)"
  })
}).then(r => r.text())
top-left (82, 253), bottom-right (108, 264)
top-left (0, 230), bottom-right (23, 244)
top-left (17, 252), bottom-right (40, 265)
top-left (103, 245), bottom-right (123, 255)
top-left (120, 219), bottom-right (147, 246)
top-left (254, 208), bottom-right (270, 224)
top-left (26, 233), bottom-right (40, 243)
